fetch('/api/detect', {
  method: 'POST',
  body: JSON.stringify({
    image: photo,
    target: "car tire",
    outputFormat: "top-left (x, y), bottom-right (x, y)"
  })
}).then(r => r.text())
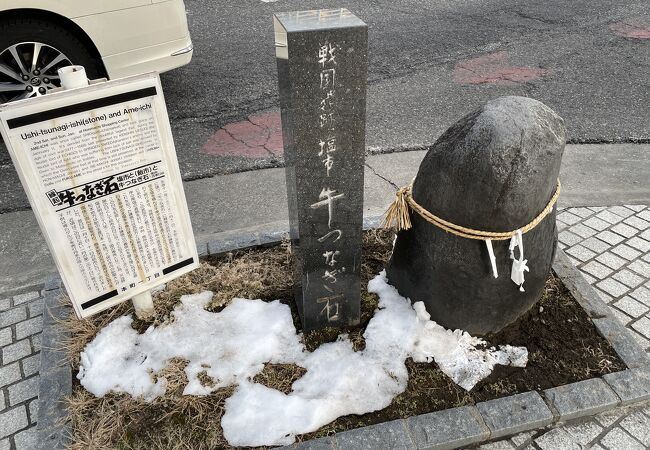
top-left (0, 16), bottom-right (106, 103)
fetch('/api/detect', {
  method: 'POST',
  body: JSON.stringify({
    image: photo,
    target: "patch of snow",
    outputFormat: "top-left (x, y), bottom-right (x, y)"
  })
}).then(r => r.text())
top-left (78, 271), bottom-right (527, 447)
top-left (78, 292), bottom-right (304, 399)
top-left (222, 271), bottom-right (527, 446)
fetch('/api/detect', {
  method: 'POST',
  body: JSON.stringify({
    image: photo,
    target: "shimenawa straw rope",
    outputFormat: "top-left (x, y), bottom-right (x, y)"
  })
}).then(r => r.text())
top-left (383, 179), bottom-right (561, 240)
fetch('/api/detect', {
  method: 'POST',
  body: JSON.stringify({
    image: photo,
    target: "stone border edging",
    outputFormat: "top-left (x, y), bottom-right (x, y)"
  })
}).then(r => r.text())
top-left (36, 218), bottom-right (650, 450)
top-left (36, 275), bottom-right (71, 450)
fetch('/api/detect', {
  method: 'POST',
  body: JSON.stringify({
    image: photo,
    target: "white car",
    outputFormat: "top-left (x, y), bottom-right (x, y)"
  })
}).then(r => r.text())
top-left (0, 0), bottom-right (193, 102)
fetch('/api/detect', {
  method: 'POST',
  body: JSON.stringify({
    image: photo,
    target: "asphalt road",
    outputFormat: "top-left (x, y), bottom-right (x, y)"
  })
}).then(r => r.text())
top-left (0, 0), bottom-right (648, 212)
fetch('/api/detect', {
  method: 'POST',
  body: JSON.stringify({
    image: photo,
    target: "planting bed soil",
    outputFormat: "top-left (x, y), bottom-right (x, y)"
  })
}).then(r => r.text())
top-left (61, 229), bottom-right (625, 449)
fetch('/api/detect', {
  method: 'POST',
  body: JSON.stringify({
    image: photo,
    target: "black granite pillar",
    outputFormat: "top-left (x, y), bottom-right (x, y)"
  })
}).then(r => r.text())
top-left (274, 9), bottom-right (367, 331)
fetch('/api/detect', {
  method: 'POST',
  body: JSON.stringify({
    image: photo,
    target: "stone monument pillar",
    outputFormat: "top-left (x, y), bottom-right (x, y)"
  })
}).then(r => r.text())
top-left (274, 9), bottom-right (368, 330)
top-left (386, 96), bottom-right (565, 336)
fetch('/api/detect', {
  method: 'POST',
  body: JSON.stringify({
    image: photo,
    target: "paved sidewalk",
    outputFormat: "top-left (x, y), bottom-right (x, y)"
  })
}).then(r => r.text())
top-left (0, 291), bottom-right (42, 450)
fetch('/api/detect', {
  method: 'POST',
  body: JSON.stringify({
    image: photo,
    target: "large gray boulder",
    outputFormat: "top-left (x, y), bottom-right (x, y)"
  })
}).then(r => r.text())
top-left (386, 96), bottom-right (565, 336)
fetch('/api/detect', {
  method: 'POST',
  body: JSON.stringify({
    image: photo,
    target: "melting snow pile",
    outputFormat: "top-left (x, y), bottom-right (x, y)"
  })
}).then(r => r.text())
top-left (78, 271), bottom-right (527, 446)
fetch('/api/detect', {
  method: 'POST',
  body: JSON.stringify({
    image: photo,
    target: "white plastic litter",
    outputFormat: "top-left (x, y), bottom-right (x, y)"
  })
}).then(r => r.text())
top-left (78, 271), bottom-right (527, 446)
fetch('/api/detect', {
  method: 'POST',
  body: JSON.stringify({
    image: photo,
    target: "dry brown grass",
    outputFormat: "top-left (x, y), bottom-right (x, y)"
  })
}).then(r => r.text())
top-left (66, 383), bottom-right (237, 450)
top-left (253, 363), bottom-right (307, 395)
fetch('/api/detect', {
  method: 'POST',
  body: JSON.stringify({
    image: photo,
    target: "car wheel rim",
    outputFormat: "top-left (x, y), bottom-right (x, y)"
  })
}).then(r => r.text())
top-left (0, 42), bottom-right (72, 103)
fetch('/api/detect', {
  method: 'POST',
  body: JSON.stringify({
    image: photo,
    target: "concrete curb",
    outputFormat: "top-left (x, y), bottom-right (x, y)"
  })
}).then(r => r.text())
top-left (36, 220), bottom-right (650, 450)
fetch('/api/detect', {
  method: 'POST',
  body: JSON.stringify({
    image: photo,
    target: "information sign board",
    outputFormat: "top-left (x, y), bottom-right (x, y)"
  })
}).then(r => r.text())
top-left (0, 73), bottom-right (199, 318)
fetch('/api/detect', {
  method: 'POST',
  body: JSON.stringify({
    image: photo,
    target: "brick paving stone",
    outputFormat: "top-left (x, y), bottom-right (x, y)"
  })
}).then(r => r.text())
top-left (28, 399), bottom-right (38, 424)
top-left (0, 363), bottom-right (21, 387)
top-left (0, 391), bottom-right (5, 410)
top-left (0, 307), bottom-right (27, 328)
top-left (27, 398), bottom-right (38, 425)
top-left (597, 278), bottom-right (630, 298)
top-left (620, 411), bottom-right (650, 446)
top-left (637, 210), bottom-right (650, 221)
top-left (509, 431), bottom-right (536, 447)
top-left (596, 252), bottom-right (628, 270)
top-left (628, 260), bottom-right (650, 278)
top-left (558, 211), bottom-right (582, 226)
top-left (1, 339), bottom-right (31, 365)
top-left (563, 421), bottom-right (603, 446)
top-left (566, 245), bottom-right (597, 262)
top-left (31, 333), bottom-right (41, 352)
top-left (595, 408), bottom-right (629, 427)
top-left (640, 229), bottom-right (650, 240)
top-left (581, 237), bottom-right (612, 253)
top-left (629, 286), bottom-right (650, 306)
top-left (613, 270), bottom-right (645, 288)
top-left (21, 354), bottom-right (40, 378)
top-left (584, 217), bottom-right (611, 231)
top-left (628, 237), bottom-right (650, 253)
top-left (14, 317), bottom-right (43, 341)
top-left (0, 299), bottom-right (9, 312)
top-left (570, 207), bottom-right (594, 218)
top-left (0, 439), bottom-right (7, 450)
top-left (611, 244), bottom-right (643, 261)
top-left (613, 296), bottom-right (649, 318)
top-left (625, 205), bottom-right (647, 212)
top-left (13, 426), bottom-right (37, 450)
top-left (534, 428), bottom-right (580, 450)
top-left (611, 223), bottom-right (640, 238)
top-left (596, 210), bottom-right (624, 224)
top-left (0, 406), bottom-right (28, 439)
top-left (568, 223), bottom-right (597, 239)
top-left (596, 230), bottom-right (625, 246)
top-left (0, 328), bottom-right (11, 347)
top-left (27, 300), bottom-right (43, 318)
top-left (631, 317), bottom-right (650, 339)
top-left (644, 253), bottom-right (650, 264)
top-left (582, 261), bottom-right (614, 279)
top-left (590, 206), bottom-right (607, 212)
top-left (8, 376), bottom-right (39, 406)
top-left (624, 215), bottom-right (650, 230)
top-left (479, 440), bottom-right (515, 449)
top-left (600, 427), bottom-right (645, 450)
top-left (559, 231), bottom-right (583, 247)
top-left (12, 292), bottom-right (39, 306)
top-left (609, 206), bottom-right (636, 218)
